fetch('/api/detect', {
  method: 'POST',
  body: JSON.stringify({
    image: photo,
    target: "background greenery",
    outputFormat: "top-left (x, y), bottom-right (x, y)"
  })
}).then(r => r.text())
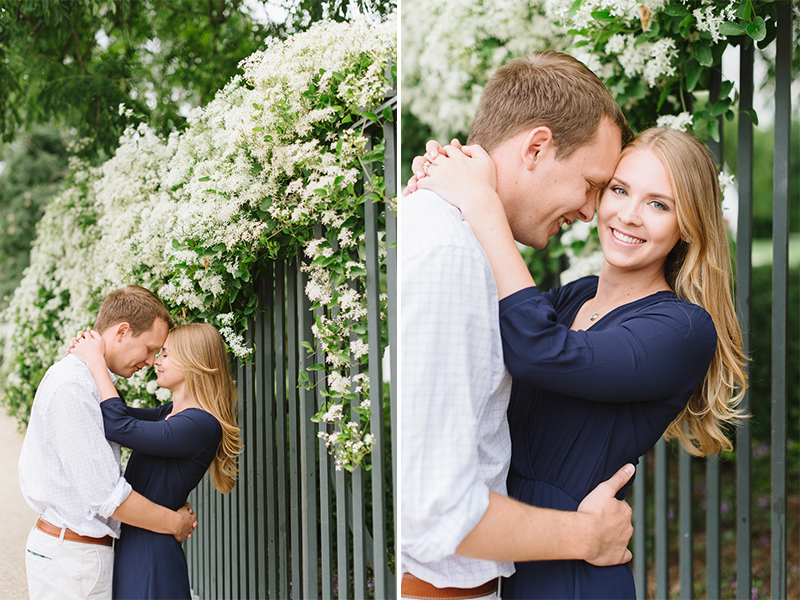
top-left (0, 0), bottom-right (396, 310)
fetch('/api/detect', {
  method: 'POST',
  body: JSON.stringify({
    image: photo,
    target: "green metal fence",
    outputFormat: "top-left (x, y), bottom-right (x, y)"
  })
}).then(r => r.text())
top-left (631, 6), bottom-right (796, 599)
top-left (185, 95), bottom-right (397, 600)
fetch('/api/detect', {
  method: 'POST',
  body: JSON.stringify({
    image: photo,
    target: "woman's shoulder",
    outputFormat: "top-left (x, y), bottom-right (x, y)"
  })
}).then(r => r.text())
top-left (181, 407), bottom-right (223, 435)
top-left (632, 293), bottom-right (717, 345)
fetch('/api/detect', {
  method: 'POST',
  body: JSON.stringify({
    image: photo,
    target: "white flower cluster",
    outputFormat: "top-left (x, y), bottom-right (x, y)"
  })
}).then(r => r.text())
top-left (603, 33), bottom-right (678, 88)
top-left (656, 112), bottom-right (694, 132)
top-left (402, 0), bottom-right (570, 140)
top-left (693, 4), bottom-right (738, 44)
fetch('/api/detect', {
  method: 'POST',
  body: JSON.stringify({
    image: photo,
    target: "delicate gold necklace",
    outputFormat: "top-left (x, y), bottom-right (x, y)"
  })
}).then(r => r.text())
top-left (588, 284), bottom-right (668, 321)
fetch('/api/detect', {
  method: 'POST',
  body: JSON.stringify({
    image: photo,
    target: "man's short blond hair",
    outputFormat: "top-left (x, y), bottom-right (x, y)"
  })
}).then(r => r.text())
top-left (468, 52), bottom-right (632, 159)
top-left (94, 285), bottom-right (173, 336)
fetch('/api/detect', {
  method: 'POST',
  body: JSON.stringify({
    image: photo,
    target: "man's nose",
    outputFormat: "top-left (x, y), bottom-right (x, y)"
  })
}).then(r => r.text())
top-left (577, 194), bottom-right (597, 223)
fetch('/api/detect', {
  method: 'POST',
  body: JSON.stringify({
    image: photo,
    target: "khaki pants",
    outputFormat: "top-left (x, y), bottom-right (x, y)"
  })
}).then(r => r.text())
top-left (25, 526), bottom-right (114, 600)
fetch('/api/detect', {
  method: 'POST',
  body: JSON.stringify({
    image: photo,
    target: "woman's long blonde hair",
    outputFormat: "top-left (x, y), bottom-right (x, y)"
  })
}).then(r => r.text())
top-left (623, 128), bottom-right (748, 456)
top-left (169, 323), bottom-right (242, 493)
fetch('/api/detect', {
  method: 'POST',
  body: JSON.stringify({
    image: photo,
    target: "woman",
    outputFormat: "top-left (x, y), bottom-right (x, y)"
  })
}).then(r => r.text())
top-left (414, 128), bottom-right (747, 598)
top-left (71, 323), bottom-right (242, 600)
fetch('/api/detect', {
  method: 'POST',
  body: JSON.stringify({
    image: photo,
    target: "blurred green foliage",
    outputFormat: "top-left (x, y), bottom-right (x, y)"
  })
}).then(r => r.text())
top-left (0, 128), bottom-right (69, 310)
top-left (0, 0), bottom-right (396, 161)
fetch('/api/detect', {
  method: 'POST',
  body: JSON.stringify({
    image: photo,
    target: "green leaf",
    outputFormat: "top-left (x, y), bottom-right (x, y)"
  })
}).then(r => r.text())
top-left (198, 176), bottom-right (210, 182)
top-left (706, 119), bottom-right (720, 142)
top-left (720, 80), bottom-right (734, 99)
top-left (567, 0), bottom-right (582, 19)
top-left (746, 17), bottom-right (767, 42)
top-left (307, 363), bottom-right (325, 371)
top-left (314, 188), bottom-right (328, 197)
top-left (212, 243), bottom-right (226, 252)
top-left (710, 101), bottom-right (729, 117)
top-left (664, 4), bottom-right (689, 16)
top-left (719, 22), bottom-right (746, 37)
top-left (694, 44), bottom-right (713, 68)
top-left (739, 0), bottom-right (753, 21)
top-left (590, 10), bottom-right (614, 22)
top-left (685, 62), bottom-right (703, 92)
top-left (253, 103), bottom-right (262, 110)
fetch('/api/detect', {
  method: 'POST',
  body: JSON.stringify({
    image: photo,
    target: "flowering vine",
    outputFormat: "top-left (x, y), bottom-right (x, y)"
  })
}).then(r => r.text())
top-left (0, 19), bottom-right (396, 471)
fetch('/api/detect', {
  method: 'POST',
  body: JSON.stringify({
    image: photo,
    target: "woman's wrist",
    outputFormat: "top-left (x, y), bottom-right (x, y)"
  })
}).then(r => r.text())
top-left (85, 359), bottom-right (109, 377)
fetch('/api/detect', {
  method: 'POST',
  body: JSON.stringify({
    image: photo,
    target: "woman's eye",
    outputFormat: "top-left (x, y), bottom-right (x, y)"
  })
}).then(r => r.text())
top-left (611, 186), bottom-right (627, 196)
top-left (651, 200), bottom-right (668, 211)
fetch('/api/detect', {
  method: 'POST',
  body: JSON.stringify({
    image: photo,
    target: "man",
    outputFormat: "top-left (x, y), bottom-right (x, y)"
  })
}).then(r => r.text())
top-left (18, 285), bottom-right (196, 600)
top-left (400, 52), bottom-right (635, 599)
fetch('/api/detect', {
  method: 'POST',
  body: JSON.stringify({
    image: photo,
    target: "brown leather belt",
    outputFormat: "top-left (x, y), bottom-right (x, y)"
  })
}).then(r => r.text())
top-left (401, 573), bottom-right (497, 599)
top-left (36, 517), bottom-right (113, 547)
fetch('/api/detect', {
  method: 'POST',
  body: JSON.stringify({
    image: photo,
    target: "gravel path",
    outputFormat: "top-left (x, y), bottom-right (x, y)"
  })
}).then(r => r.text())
top-left (0, 411), bottom-right (37, 600)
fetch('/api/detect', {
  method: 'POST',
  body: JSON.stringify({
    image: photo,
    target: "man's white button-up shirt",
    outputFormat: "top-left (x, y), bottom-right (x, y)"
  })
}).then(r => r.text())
top-left (400, 190), bottom-right (514, 588)
top-left (19, 354), bottom-right (132, 538)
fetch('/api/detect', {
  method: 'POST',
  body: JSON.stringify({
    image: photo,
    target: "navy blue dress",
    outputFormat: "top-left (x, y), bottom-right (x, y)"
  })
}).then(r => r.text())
top-left (100, 399), bottom-right (221, 600)
top-left (498, 277), bottom-right (717, 599)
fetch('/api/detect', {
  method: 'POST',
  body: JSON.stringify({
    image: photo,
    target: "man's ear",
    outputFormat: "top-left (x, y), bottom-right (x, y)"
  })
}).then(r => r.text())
top-left (111, 322), bottom-right (131, 342)
top-left (520, 126), bottom-right (553, 171)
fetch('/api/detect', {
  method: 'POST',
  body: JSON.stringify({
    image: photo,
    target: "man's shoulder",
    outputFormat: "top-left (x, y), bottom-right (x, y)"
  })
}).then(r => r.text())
top-left (401, 190), bottom-right (483, 253)
top-left (36, 355), bottom-right (94, 400)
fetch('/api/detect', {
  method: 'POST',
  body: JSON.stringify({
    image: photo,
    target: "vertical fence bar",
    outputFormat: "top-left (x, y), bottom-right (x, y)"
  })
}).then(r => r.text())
top-left (312, 223), bottom-right (333, 600)
top-left (243, 322), bottom-right (256, 598)
top-left (202, 476), bottom-right (210, 598)
top-left (705, 68), bottom-right (724, 600)
top-left (634, 453), bottom-right (647, 600)
top-left (735, 38), bottom-right (754, 600)
top-left (336, 469), bottom-right (350, 600)
top-left (771, 5), bottom-right (791, 597)
top-left (213, 469), bottom-right (221, 598)
top-left (706, 454), bottom-right (721, 597)
top-left (679, 447), bottom-right (693, 598)
top-left (231, 357), bottom-right (243, 600)
top-left (297, 253), bottom-right (320, 599)
top-left (655, 439), bottom-right (668, 599)
top-left (384, 106), bottom-right (399, 570)
top-left (256, 274), bottom-right (274, 600)
top-left (275, 262), bottom-right (291, 600)
top-left (365, 193), bottom-right (390, 599)
top-left (287, 261), bottom-right (303, 600)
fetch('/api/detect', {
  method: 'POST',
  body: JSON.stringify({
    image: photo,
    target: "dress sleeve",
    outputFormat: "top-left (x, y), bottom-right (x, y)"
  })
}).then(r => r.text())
top-left (100, 398), bottom-right (221, 458)
top-left (499, 286), bottom-right (717, 402)
top-left (125, 405), bottom-right (166, 421)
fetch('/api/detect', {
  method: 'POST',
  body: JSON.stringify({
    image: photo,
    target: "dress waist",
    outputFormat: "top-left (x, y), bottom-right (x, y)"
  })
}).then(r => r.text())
top-left (506, 473), bottom-right (581, 511)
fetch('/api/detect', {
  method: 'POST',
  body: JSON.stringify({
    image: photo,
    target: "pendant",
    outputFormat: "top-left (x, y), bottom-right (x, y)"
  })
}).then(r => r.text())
top-left (589, 312), bottom-right (599, 321)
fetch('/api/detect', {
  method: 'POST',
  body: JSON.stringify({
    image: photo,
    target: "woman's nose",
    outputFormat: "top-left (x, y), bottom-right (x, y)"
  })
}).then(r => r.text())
top-left (618, 200), bottom-right (642, 224)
